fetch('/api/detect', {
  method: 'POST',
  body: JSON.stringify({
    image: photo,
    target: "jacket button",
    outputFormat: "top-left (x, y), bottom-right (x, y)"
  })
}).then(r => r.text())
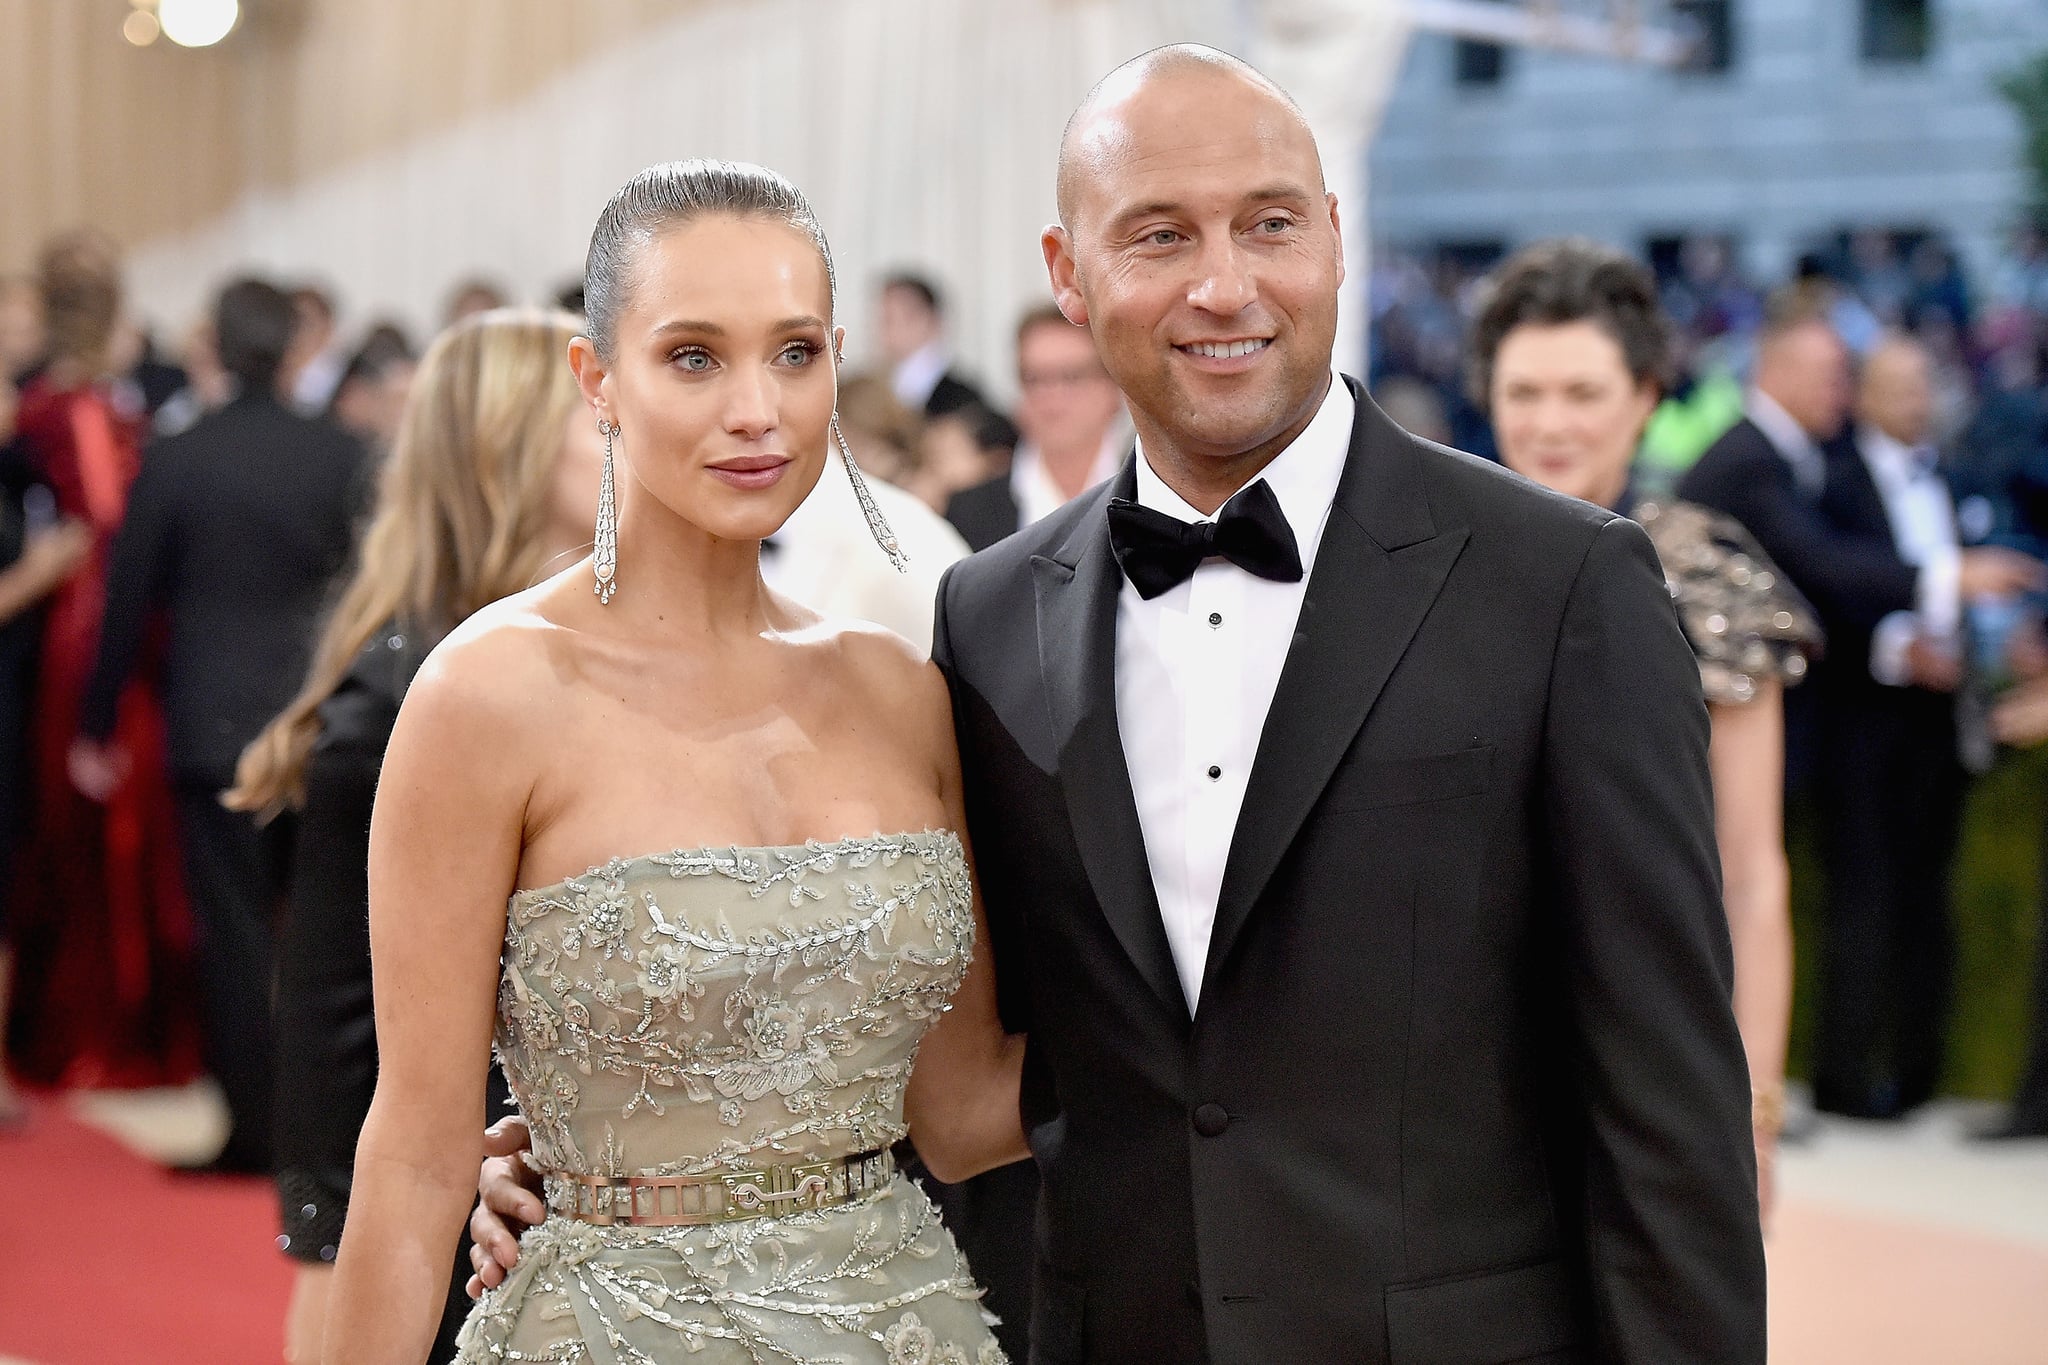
top-left (1192, 1103), bottom-right (1230, 1137)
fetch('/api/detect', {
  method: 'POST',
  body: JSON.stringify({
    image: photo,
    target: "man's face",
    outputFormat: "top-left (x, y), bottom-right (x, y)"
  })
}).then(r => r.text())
top-left (1046, 72), bottom-right (1342, 465)
top-left (1015, 319), bottom-right (1122, 457)
top-left (875, 285), bottom-right (939, 367)
top-left (1761, 323), bottom-right (1851, 442)
top-left (1858, 343), bottom-right (1934, 448)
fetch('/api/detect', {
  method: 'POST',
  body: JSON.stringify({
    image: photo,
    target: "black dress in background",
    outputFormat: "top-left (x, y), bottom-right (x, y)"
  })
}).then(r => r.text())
top-left (272, 623), bottom-right (510, 1362)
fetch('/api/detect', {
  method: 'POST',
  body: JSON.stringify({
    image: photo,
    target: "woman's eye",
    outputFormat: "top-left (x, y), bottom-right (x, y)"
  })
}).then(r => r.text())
top-left (781, 343), bottom-right (817, 366)
top-left (674, 350), bottom-right (713, 372)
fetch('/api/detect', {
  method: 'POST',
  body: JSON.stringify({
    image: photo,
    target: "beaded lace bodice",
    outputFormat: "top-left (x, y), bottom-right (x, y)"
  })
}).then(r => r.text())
top-left (496, 831), bottom-right (974, 1184)
top-left (459, 831), bottom-right (1003, 1365)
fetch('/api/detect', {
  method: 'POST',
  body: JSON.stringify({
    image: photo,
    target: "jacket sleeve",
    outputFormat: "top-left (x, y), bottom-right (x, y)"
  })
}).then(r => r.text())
top-left (79, 446), bottom-right (177, 741)
top-left (1542, 515), bottom-right (1767, 1362)
top-left (1684, 439), bottom-right (1917, 632)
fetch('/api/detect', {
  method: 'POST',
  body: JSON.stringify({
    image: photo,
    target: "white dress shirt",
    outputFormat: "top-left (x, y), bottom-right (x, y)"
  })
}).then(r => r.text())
top-left (1009, 425), bottom-right (1129, 530)
top-left (1744, 389), bottom-right (1827, 498)
top-left (1855, 425), bottom-right (1962, 686)
top-left (890, 342), bottom-right (949, 411)
top-left (1115, 375), bottom-right (1354, 1010)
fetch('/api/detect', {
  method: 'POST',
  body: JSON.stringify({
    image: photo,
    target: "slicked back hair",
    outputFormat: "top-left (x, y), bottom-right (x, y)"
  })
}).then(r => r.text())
top-left (583, 159), bottom-right (835, 360)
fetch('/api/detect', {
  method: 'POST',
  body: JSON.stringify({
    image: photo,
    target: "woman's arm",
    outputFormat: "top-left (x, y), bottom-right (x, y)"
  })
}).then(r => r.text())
top-left (323, 641), bottom-right (530, 1364)
top-left (1707, 681), bottom-right (1794, 1219)
top-left (901, 660), bottom-right (1029, 1184)
top-left (0, 520), bottom-right (88, 625)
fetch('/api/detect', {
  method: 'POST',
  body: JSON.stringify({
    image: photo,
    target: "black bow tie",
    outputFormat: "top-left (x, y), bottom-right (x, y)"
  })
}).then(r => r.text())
top-left (1106, 479), bottom-right (1304, 600)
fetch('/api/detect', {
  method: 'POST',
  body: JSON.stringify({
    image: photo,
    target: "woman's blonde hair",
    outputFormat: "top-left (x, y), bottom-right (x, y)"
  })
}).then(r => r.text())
top-left (227, 307), bottom-right (586, 816)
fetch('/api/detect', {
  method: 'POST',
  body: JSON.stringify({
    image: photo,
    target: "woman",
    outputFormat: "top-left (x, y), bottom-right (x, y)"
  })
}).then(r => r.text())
top-left (1470, 238), bottom-right (1819, 1218)
top-left (227, 308), bottom-right (598, 1362)
top-left (324, 162), bottom-right (1024, 1364)
top-left (0, 371), bottom-right (92, 1126)
top-left (7, 229), bottom-right (198, 1090)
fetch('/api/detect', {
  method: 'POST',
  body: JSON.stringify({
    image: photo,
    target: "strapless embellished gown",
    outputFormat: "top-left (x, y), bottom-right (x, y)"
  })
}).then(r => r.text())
top-left (455, 831), bottom-right (1005, 1365)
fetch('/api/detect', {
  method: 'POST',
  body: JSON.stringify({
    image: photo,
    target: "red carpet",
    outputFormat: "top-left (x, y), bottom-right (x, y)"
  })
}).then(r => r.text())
top-left (0, 1095), bottom-right (288, 1364)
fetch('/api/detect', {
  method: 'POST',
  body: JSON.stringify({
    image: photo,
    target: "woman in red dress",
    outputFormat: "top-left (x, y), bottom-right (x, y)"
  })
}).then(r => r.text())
top-left (5, 231), bottom-right (198, 1090)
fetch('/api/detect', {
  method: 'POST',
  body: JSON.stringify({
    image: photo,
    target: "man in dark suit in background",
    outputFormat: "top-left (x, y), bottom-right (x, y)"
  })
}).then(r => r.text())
top-left (945, 305), bottom-right (1128, 552)
top-left (70, 277), bottom-right (366, 1173)
top-left (876, 270), bottom-right (989, 418)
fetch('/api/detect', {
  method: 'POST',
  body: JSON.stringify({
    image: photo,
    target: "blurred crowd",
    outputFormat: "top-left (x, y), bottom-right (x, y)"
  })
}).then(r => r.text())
top-left (1370, 226), bottom-right (2048, 501)
top-left (4, 205), bottom-right (2048, 1356)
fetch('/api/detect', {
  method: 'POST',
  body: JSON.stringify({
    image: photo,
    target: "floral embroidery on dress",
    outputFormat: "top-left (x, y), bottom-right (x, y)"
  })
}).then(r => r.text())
top-left (455, 831), bottom-right (1004, 1365)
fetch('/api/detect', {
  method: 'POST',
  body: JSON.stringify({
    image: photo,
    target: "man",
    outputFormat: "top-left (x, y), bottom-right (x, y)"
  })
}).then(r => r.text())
top-left (877, 271), bottom-right (988, 417)
top-left (945, 304), bottom-right (1129, 551)
top-left (478, 48), bottom-right (1764, 1362)
top-left (1802, 335), bottom-right (1988, 1118)
top-left (71, 278), bottom-right (366, 1173)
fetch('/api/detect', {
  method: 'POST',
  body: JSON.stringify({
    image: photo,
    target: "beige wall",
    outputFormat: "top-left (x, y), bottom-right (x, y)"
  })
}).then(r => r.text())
top-left (0, 0), bottom-right (686, 272)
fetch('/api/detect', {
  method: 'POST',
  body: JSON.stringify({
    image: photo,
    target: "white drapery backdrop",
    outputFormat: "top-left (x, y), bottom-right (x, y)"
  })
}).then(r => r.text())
top-left (125, 0), bottom-right (1409, 392)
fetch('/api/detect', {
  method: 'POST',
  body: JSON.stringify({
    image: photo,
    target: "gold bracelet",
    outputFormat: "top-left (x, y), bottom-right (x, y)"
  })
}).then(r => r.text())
top-left (1752, 1082), bottom-right (1786, 1138)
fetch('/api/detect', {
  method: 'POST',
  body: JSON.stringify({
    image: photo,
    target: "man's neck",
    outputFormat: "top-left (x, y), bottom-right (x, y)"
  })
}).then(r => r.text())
top-left (1136, 372), bottom-right (1331, 516)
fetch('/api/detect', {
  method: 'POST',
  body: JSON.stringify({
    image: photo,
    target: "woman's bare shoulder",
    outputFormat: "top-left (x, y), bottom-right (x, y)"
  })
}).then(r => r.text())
top-left (399, 586), bottom-right (580, 747)
top-left (798, 615), bottom-right (952, 747)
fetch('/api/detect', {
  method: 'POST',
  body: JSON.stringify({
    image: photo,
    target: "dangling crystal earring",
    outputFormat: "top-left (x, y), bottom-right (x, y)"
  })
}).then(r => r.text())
top-left (594, 418), bottom-right (620, 604)
top-left (833, 415), bottom-right (908, 573)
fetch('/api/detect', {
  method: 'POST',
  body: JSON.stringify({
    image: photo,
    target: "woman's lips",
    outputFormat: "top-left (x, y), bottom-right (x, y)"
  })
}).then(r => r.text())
top-left (706, 456), bottom-right (791, 490)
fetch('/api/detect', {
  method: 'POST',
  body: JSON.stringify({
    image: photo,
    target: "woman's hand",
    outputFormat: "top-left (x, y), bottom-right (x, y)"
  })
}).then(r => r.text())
top-left (466, 1116), bottom-right (545, 1297)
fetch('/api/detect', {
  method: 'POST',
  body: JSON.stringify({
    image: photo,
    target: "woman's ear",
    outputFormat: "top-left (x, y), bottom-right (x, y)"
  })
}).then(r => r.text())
top-left (568, 335), bottom-right (611, 424)
top-left (833, 325), bottom-right (847, 366)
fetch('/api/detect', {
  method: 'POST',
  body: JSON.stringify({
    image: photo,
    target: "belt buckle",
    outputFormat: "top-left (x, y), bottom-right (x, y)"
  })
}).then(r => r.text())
top-left (718, 1160), bottom-right (837, 1220)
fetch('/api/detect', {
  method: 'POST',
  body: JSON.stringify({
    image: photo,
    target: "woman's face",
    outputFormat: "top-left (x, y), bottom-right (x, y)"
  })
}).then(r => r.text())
top-left (1490, 319), bottom-right (1657, 511)
top-left (577, 216), bottom-right (839, 546)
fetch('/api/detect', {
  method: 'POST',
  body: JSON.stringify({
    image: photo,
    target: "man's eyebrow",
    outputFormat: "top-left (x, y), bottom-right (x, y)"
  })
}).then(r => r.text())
top-left (1103, 184), bottom-right (1317, 233)
top-left (1243, 183), bottom-right (1316, 206)
top-left (1104, 199), bottom-right (1185, 232)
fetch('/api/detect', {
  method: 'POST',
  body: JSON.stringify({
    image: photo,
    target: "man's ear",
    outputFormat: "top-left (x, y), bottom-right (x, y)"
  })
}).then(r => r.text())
top-left (1326, 191), bottom-right (1346, 289)
top-left (1043, 226), bottom-right (1091, 328)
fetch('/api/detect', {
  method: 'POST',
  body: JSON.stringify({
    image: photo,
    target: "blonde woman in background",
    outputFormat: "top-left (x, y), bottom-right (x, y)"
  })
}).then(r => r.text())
top-left (226, 308), bottom-right (600, 1364)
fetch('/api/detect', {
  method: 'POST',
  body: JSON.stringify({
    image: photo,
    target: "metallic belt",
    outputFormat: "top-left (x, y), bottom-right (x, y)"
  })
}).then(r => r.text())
top-left (548, 1147), bottom-right (895, 1228)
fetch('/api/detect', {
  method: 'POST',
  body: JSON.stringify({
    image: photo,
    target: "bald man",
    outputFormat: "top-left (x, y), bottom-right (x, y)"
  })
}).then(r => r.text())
top-left (1802, 334), bottom-right (1994, 1119)
top-left (932, 47), bottom-right (1760, 1362)
top-left (477, 47), bottom-right (1766, 1363)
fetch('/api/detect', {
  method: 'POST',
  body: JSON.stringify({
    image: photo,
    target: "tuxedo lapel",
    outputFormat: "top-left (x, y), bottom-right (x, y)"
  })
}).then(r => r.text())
top-left (1033, 468), bottom-right (1187, 1016)
top-left (1203, 382), bottom-right (1469, 994)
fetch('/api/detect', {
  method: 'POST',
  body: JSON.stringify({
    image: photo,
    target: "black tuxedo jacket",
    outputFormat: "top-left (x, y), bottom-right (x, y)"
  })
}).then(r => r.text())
top-left (81, 392), bottom-right (367, 778)
top-left (944, 474), bottom-right (1023, 552)
top-left (1678, 415), bottom-right (1917, 635)
top-left (932, 379), bottom-right (1765, 1364)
